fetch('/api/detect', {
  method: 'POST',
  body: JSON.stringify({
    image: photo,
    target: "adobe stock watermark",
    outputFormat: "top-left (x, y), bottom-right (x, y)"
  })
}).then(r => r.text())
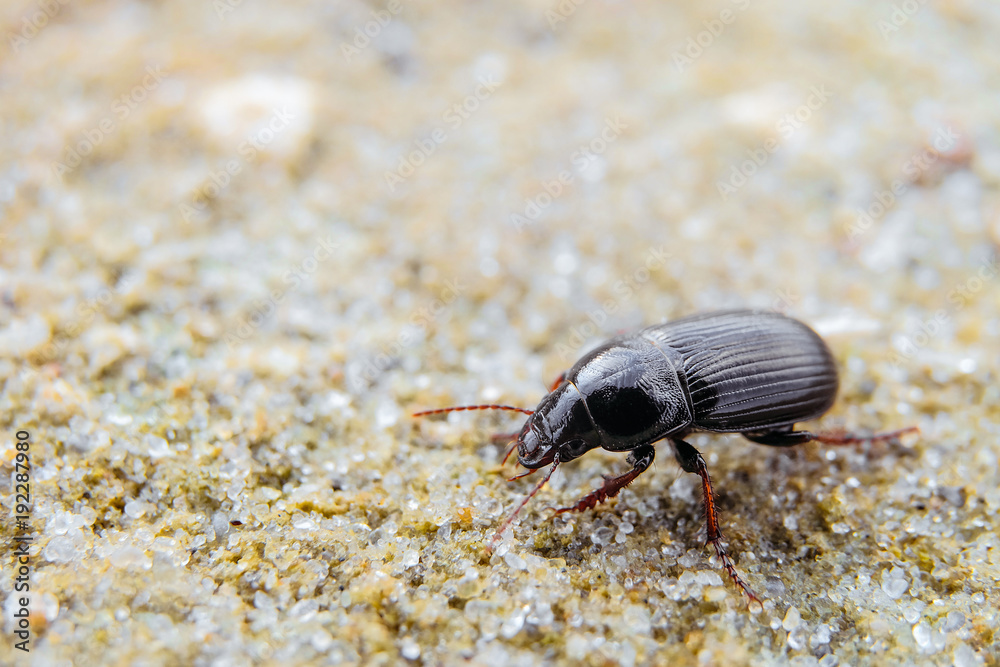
top-left (6, 0), bottom-right (70, 54)
top-left (340, 0), bottom-right (408, 61)
top-left (510, 115), bottom-right (629, 232)
top-left (845, 126), bottom-right (959, 245)
top-left (50, 65), bottom-right (167, 179)
top-left (888, 254), bottom-right (997, 370)
top-left (770, 286), bottom-right (801, 313)
top-left (360, 278), bottom-right (467, 382)
top-left (672, 0), bottom-right (752, 71)
top-left (716, 84), bottom-right (833, 201)
top-left (27, 270), bottom-right (139, 368)
top-left (214, 0), bottom-right (245, 20)
top-left (553, 246), bottom-right (671, 360)
top-left (947, 255), bottom-right (997, 309)
top-left (383, 78), bottom-right (502, 192)
top-left (546, 0), bottom-right (589, 31)
top-left (179, 106), bottom-right (296, 222)
top-left (876, 0), bottom-right (930, 40)
top-left (223, 235), bottom-right (339, 348)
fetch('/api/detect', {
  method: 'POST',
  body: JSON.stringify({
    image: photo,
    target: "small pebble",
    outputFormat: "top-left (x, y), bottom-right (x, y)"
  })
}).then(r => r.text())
top-left (400, 637), bottom-right (420, 660)
top-left (783, 606), bottom-right (802, 631)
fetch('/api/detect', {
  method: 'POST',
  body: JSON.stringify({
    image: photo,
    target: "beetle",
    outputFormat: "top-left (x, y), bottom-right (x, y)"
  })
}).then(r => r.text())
top-left (414, 309), bottom-right (917, 602)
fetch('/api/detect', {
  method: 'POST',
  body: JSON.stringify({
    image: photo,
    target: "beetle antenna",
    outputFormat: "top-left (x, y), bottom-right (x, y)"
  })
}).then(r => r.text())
top-left (412, 404), bottom-right (534, 418)
top-left (487, 460), bottom-right (559, 552)
top-left (507, 466), bottom-right (537, 481)
top-left (502, 439), bottom-right (519, 465)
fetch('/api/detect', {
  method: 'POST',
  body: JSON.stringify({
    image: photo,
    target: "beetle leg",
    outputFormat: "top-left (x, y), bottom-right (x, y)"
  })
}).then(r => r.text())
top-left (741, 428), bottom-right (814, 447)
top-left (810, 426), bottom-right (919, 445)
top-left (488, 460), bottom-right (560, 551)
top-left (548, 372), bottom-right (567, 392)
top-left (672, 438), bottom-right (761, 607)
top-left (744, 426), bottom-right (918, 447)
top-left (551, 445), bottom-right (655, 515)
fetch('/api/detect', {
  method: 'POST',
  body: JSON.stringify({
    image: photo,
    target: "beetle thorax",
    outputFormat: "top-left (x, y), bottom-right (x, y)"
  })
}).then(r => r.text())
top-left (566, 340), bottom-right (691, 451)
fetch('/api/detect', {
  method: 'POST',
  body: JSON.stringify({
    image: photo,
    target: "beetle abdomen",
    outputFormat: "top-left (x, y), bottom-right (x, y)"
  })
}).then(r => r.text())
top-left (642, 310), bottom-right (838, 432)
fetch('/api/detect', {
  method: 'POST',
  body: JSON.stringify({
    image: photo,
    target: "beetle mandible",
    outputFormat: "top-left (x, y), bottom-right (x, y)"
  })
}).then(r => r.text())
top-left (414, 309), bottom-right (917, 603)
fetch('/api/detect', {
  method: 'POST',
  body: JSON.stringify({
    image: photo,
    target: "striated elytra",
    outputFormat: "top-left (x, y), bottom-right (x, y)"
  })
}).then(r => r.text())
top-left (414, 309), bottom-right (917, 604)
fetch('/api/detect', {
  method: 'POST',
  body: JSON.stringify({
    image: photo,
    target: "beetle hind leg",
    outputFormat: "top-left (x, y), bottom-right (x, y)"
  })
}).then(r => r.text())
top-left (742, 427), bottom-right (814, 447)
top-left (551, 445), bottom-right (655, 515)
top-left (672, 437), bottom-right (761, 607)
top-left (744, 425), bottom-right (919, 447)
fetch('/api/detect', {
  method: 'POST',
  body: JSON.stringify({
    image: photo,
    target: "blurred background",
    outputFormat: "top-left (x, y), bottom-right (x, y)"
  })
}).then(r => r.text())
top-left (1, 0), bottom-right (998, 665)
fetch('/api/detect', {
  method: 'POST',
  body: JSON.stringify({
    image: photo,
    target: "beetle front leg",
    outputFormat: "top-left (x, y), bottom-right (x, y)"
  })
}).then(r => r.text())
top-left (672, 438), bottom-right (761, 607)
top-left (551, 445), bottom-right (655, 515)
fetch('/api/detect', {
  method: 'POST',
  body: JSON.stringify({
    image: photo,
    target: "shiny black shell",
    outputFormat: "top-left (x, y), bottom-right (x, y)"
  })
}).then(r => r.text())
top-left (565, 310), bottom-right (838, 451)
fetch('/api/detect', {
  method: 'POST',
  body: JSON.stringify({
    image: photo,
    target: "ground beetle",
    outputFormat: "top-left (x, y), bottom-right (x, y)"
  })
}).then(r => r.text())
top-left (414, 309), bottom-right (917, 603)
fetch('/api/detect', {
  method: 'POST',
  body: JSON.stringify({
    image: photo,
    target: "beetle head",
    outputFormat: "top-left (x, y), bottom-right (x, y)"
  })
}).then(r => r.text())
top-left (517, 382), bottom-right (601, 469)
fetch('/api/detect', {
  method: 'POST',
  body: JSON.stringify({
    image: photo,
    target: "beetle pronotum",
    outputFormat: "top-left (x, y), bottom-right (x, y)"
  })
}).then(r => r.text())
top-left (414, 309), bottom-right (917, 603)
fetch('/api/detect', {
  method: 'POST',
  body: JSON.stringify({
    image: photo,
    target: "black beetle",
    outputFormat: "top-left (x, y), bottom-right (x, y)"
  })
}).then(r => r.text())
top-left (414, 309), bottom-right (917, 603)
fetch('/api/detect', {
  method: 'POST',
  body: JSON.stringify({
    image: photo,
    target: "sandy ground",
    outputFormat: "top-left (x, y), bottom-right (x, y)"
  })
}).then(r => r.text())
top-left (1, 0), bottom-right (999, 665)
